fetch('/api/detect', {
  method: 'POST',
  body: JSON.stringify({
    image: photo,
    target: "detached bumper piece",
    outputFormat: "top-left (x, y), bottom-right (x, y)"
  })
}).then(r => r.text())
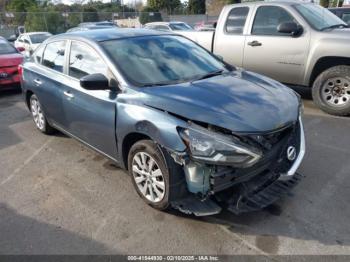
top-left (225, 172), bottom-right (302, 214)
top-left (171, 195), bottom-right (222, 216)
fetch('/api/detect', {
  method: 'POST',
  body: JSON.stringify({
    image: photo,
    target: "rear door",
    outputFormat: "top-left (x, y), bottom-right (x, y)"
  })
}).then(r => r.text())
top-left (213, 5), bottom-right (251, 67)
top-left (61, 41), bottom-right (118, 159)
top-left (28, 40), bottom-right (67, 126)
top-left (243, 5), bottom-right (310, 85)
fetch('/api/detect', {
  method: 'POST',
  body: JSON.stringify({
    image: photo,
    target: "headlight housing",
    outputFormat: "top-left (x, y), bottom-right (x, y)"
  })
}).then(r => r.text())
top-left (178, 124), bottom-right (262, 168)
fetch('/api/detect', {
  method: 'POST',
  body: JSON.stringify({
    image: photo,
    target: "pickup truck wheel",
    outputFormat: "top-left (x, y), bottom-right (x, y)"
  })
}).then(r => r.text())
top-left (312, 65), bottom-right (350, 116)
top-left (128, 140), bottom-right (187, 210)
top-left (29, 94), bottom-right (55, 134)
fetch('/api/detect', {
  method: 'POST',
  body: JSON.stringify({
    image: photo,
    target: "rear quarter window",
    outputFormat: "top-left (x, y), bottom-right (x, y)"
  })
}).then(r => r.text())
top-left (34, 44), bottom-right (45, 64)
top-left (225, 7), bottom-right (249, 34)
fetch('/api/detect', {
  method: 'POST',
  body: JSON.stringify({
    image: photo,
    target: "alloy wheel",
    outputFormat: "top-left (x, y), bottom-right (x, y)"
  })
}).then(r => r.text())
top-left (321, 77), bottom-right (350, 107)
top-left (30, 96), bottom-right (45, 130)
top-left (132, 152), bottom-right (165, 203)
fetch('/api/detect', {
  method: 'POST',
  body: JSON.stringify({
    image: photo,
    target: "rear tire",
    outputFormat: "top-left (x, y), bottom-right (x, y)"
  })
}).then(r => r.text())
top-left (29, 94), bottom-right (55, 134)
top-left (128, 140), bottom-right (187, 210)
top-left (312, 65), bottom-right (350, 116)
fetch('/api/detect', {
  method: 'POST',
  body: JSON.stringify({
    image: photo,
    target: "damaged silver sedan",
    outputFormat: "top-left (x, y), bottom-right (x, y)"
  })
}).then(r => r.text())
top-left (21, 29), bottom-right (305, 216)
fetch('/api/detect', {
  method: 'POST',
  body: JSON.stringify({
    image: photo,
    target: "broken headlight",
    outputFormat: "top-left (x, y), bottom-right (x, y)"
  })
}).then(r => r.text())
top-left (178, 124), bottom-right (262, 168)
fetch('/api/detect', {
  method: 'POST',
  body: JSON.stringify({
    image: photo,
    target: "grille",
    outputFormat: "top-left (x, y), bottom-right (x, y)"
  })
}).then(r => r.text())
top-left (210, 121), bottom-right (301, 193)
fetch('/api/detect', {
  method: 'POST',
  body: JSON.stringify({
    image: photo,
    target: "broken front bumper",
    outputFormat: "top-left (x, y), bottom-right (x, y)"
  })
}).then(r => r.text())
top-left (172, 117), bottom-right (305, 216)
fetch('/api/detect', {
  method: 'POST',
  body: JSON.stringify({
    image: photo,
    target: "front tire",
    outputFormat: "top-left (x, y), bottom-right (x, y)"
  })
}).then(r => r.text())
top-left (128, 140), bottom-right (187, 210)
top-left (312, 65), bottom-right (350, 116)
top-left (29, 94), bottom-right (55, 134)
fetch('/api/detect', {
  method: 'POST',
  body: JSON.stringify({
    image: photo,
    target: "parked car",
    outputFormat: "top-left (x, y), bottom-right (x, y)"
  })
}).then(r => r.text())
top-left (179, 2), bottom-right (350, 116)
top-left (0, 36), bottom-right (24, 89)
top-left (144, 22), bottom-right (193, 32)
top-left (329, 7), bottom-right (350, 25)
top-left (20, 29), bottom-right (305, 216)
top-left (194, 21), bottom-right (217, 31)
top-left (66, 25), bottom-right (116, 33)
top-left (14, 32), bottom-right (52, 57)
top-left (78, 21), bottom-right (118, 27)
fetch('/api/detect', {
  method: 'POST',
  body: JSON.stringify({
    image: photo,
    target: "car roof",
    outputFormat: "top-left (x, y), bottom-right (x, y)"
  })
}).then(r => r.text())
top-left (146, 21), bottom-right (186, 26)
top-left (226, 1), bottom-right (309, 8)
top-left (53, 28), bottom-right (172, 42)
top-left (329, 7), bottom-right (350, 10)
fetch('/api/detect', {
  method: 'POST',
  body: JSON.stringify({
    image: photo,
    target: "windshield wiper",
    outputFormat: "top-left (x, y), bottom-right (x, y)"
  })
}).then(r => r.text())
top-left (191, 70), bottom-right (225, 82)
top-left (138, 79), bottom-right (185, 87)
top-left (321, 24), bottom-right (348, 31)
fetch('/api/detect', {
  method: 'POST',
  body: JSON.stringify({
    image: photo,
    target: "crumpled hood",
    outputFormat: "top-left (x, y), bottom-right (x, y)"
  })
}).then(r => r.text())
top-left (137, 70), bottom-right (300, 133)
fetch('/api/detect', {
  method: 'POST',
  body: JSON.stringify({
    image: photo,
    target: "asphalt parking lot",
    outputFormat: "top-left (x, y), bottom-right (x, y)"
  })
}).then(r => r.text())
top-left (0, 88), bottom-right (350, 255)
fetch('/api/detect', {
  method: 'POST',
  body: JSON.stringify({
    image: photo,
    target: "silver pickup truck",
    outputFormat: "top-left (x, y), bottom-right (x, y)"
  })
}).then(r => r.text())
top-left (179, 1), bottom-right (350, 116)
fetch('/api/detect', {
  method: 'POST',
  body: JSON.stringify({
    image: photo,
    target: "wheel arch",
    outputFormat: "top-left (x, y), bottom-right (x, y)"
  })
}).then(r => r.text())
top-left (25, 90), bottom-right (34, 109)
top-left (309, 57), bottom-right (350, 87)
top-left (121, 132), bottom-right (152, 170)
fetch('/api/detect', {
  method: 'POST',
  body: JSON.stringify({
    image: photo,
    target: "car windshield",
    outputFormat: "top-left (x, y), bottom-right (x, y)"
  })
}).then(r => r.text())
top-left (0, 39), bottom-right (17, 55)
top-left (102, 35), bottom-right (227, 86)
top-left (29, 33), bottom-right (51, 44)
top-left (294, 4), bottom-right (347, 30)
top-left (169, 23), bottom-right (192, 31)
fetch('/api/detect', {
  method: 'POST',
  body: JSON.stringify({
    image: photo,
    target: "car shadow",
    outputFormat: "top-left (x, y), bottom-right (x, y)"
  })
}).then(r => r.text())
top-left (0, 90), bottom-right (30, 150)
top-left (0, 203), bottom-right (114, 254)
top-left (288, 85), bottom-right (312, 100)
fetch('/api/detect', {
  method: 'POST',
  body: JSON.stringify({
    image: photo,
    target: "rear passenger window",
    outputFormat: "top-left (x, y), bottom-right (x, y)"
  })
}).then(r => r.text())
top-left (225, 7), bottom-right (249, 34)
top-left (155, 25), bottom-right (170, 31)
top-left (342, 13), bottom-right (350, 25)
top-left (42, 41), bottom-right (66, 73)
top-left (252, 6), bottom-right (295, 36)
top-left (34, 44), bottom-right (44, 64)
top-left (69, 42), bottom-right (108, 79)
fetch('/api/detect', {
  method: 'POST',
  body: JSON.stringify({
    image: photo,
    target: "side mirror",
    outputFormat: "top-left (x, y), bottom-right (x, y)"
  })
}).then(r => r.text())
top-left (213, 22), bottom-right (217, 29)
top-left (80, 73), bottom-right (110, 90)
top-left (277, 22), bottom-right (303, 36)
top-left (16, 46), bottom-right (25, 52)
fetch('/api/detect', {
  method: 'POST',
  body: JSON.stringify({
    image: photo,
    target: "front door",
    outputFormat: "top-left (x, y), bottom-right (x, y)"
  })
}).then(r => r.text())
top-left (61, 41), bottom-right (118, 159)
top-left (243, 5), bottom-right (310, 85)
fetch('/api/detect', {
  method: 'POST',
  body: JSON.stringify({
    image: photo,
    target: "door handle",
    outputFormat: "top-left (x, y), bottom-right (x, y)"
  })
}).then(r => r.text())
top-left (63, 91), bottom-right (74, 99)
top-left (247, 40), bottom-right (262, 47)
top-left (33, 79), bottom-right (42, 86)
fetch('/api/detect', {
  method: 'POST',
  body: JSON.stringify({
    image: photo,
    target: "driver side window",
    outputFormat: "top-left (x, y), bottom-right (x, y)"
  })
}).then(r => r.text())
top-left (252, 6), bottom-right (296, 36)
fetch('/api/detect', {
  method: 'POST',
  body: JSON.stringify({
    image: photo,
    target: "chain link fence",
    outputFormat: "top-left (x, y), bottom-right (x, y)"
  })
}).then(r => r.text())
top-left (0, 11), bottom-right (166, 37)
top-left (0, 11), bottom-right (220, 39)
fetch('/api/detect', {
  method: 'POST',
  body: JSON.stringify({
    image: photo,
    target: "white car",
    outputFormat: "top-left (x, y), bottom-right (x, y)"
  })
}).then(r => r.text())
top-left (144, 22), bottom-right (193, 32)
top-left (14, 32), bottom-right (52, 57)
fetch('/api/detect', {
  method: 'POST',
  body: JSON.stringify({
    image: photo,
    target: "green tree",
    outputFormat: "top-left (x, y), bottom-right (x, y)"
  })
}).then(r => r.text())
top-left (147, 0), bottom-right (181, 14)
top-left (6, 0), bottom-right (37, 12)
top-left (319, 0), bottom-right (330, 7)
top-left (188, 0), bottom-right (205, 14)
top-left (6, 0), bottom-right (37, 25)
top-left (82, 6), bottom-right (99, 22)
top-left (25, 6), bottom-right (47, 32)
top-left (139, 6), bottom-right (162, 24)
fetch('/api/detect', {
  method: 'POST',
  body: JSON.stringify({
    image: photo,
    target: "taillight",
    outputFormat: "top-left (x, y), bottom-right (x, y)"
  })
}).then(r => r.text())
top-left (18, 64), bottom-right (23, 76)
